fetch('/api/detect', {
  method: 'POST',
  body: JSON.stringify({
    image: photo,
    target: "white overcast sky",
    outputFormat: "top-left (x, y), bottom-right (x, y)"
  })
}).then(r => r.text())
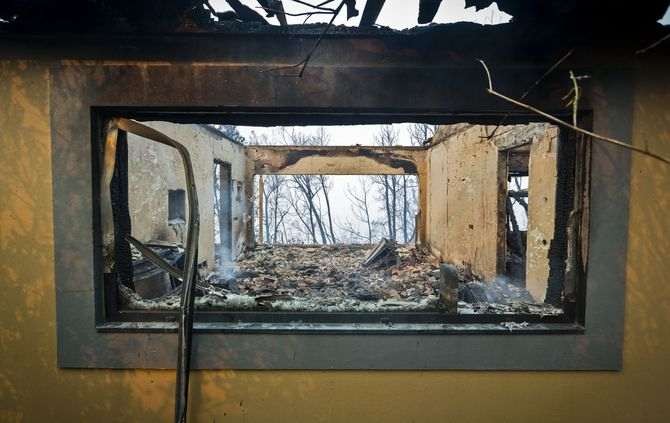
top-left (209, 1), bottom-right (670, 27)
top-left (209, 0), bottom-right (512, 28)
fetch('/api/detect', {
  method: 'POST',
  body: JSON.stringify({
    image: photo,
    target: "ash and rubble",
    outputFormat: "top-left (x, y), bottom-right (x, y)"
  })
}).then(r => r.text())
top-left (119, 242), bottom-right (562, 316)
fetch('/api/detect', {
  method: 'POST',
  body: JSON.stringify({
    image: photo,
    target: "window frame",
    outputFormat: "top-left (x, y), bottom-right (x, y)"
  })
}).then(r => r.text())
top-left (54, 104), bottom-right (626, 370)
top-left (98, 114), bottom-right (577, 326)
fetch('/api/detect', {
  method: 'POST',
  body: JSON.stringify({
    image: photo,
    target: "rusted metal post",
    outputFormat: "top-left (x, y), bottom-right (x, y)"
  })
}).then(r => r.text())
top-left (113, 118), bottom-right (200, 423)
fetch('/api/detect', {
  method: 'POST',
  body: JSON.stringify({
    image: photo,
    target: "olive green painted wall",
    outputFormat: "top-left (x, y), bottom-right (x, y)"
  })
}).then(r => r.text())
top-left (1, 60), bottom-right (669, 422)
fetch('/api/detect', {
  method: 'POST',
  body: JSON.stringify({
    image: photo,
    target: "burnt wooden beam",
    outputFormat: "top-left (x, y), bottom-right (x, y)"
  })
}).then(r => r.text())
top-left (272, 0), bottom-right (288, 26)
top-left (418, 0), bottom-right (443, 24)
top-left (248, 145), bottom-right (425, 175)
top-left (256, 0), bottom-right (275, 17)
top-left (360, 0), bottom-right (386, 27)
top-left (226, 0), bottom-right (269, 24)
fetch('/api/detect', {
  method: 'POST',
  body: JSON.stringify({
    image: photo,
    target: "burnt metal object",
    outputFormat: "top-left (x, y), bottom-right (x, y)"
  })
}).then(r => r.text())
top-left (113, 118), bottom-right (200, 423)
top-left (362, 238), bottom-right (397, 268)
top-left (418, 0), bottom-right (443, 24)
top-left (129, 239), bottom-right (183, 298)
top-left (360, 0), bottom-right (386, 26)
top-left (127, 235), bottom-right (184, 281)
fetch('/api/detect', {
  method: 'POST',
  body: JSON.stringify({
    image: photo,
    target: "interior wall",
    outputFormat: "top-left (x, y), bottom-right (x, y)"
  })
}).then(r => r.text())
top-left (426, 123), bottom-right (559, 287)
top-left (525, 127), bottom-right (559, 301)
top-left (426, 125), bottom-right (505, 280)
top-left (127, 122), bottom-right (247, 264)
top-left (2, 59), bottom-right (670, 423)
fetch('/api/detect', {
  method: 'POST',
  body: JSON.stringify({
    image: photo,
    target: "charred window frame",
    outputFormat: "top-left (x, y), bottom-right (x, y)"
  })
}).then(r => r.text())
top-left (94, 112), bottom-right (587, 331)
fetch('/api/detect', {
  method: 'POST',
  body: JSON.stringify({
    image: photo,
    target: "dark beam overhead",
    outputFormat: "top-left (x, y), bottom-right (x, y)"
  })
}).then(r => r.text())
top-left (418, 0), bottom-right (443, 24)
top-left (360, 0), bottom-right (386, 27)
top-left (271, 0), bottom-right (288, 26)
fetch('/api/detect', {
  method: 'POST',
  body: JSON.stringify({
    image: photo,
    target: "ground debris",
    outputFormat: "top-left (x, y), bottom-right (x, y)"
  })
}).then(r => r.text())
top-left (121, 244), bottom-right (441, 311)
top-left (458, 300), bottom-right (563, 316)
top-left (119, 244), bottom-right (563, 316)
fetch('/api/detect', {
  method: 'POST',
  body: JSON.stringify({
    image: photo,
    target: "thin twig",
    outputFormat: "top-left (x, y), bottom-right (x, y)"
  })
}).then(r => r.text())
top-left (636, 32), bottom-right (670, 54)
top-left (482, 49), bottom-right (574, 140)
top-left (255, 6), bottom-right (334, 16)
top-left (263, 0), bottom-right (344, 77)
top-left (289, 0), bottom-right (336, 11)
top-left (478, 60), bottom-right (670, 165)
top-left (568, 70), bottom-right (579, 127)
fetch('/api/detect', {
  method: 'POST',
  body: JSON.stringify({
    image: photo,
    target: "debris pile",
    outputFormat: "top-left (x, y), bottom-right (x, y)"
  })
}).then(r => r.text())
top-left (457, 274), bottom-right (563, 316)
top-left (121, 243), bottom-right (441, 311)
top-left (223, 243), bottom-right (442, 311)
top-left (119, 243), bottom-right (562, 316)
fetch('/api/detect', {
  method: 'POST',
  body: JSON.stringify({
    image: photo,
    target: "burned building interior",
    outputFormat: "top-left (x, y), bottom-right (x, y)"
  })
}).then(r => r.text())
top-left (2, 1), bottom-right (670, 422)
top-left (114, 120), bottom-right (564, 318)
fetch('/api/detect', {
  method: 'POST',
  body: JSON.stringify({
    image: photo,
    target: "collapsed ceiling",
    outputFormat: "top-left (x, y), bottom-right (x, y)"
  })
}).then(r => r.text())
top-left (1, 0), bottom-right (668, 33)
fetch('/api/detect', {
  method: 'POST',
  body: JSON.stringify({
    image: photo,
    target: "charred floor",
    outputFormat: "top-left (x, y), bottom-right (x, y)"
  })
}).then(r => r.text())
top-left (120, 242), bottom-right (562, 316)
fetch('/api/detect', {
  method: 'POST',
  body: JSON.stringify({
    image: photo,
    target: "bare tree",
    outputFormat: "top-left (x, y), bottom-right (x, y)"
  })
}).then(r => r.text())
top-left (278, 127), bottom-right (335, 244)
top-left (407, 123), bottom-right (437, 146)
top-left (340, 177), bottom-right (376, 243)
top-left (263, 175), bottom-right (290, 244)
top-left (313, 128), bottom-right (337, 243)
top-left (373, 125), bottom-right (401, 242)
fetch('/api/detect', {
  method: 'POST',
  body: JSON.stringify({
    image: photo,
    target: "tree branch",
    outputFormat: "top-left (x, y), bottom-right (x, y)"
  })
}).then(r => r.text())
top-left (478, 59), bottom-right (670, 166)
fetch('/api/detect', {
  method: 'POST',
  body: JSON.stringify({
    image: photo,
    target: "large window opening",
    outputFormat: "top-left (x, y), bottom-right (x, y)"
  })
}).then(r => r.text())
top-left (99, 117), bottom-right (581, 326)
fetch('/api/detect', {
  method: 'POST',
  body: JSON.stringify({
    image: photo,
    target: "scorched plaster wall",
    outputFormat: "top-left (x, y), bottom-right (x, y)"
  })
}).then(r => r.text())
top-left (127, 121), bottom-right (247, 265)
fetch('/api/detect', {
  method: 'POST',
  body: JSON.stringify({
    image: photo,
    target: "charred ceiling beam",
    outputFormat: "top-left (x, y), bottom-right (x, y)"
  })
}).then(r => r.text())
top-left (248, 145), bottom-right (424, 175)
top-left (343, 0), bottom-right (360, 19)
top-left (418, 0), bottom-right (443, 24)
top-left (359, 0), bottom-right (386, 27)
top-left (225, 0), bottom-right (269, 24)
top-left (271, 0), bottom-right (288, 26)
top-left (256, 0), bottom-right (275, 17)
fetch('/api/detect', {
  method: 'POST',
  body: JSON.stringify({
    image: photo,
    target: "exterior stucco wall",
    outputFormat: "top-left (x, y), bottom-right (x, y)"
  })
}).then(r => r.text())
top-left (1, 58), bottom-right (669, 423)
top-left (128, 122), bottom-right (247, 265)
